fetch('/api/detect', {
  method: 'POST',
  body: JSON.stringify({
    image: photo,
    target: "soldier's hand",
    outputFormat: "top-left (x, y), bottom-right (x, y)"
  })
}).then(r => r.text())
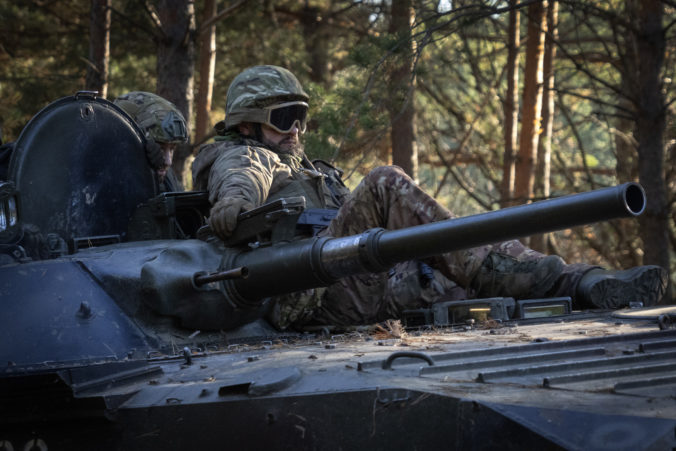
top-left (209, 197), bottom-right (254, 240)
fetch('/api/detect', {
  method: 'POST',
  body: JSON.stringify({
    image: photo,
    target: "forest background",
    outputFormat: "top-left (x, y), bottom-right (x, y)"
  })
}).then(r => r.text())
top-left (1, 0), bottom-right (674, 300)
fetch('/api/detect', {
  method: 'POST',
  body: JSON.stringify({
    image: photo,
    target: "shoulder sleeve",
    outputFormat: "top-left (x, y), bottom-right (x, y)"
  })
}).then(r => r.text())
top-left (207, 144), bottom-right (288, 207)
top-left (191, 142), bottom-right (223, 191)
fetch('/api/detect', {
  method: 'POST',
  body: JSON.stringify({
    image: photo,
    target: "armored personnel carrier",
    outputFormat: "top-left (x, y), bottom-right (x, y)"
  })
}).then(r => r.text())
top-left (0, 93), bottom-right (674, 450)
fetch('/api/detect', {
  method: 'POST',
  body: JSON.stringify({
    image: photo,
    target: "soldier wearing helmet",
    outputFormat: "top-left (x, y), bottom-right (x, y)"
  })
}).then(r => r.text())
top-left (191, 65), bottom-right (667, 330)
top-left (192, 65), bottom-right (348, 239)
top-left (114, 91), bottom-right (188, 192)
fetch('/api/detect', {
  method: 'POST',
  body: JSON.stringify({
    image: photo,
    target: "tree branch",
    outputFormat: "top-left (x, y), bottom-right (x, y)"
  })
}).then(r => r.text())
top-left (200, 0), bottom-right (248, 34)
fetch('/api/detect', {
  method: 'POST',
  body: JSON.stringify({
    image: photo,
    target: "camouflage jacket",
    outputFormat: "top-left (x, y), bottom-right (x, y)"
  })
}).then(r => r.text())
top-left (192, 134), bottom-right (349, 210)
top-left (192, 134), bottom-right (350, 330)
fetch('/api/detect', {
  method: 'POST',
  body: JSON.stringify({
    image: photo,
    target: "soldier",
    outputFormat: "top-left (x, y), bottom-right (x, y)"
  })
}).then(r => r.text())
top-left (192, 65), bottom-right (668, 330)
top-left (114, 91), bottom-right (188, 192)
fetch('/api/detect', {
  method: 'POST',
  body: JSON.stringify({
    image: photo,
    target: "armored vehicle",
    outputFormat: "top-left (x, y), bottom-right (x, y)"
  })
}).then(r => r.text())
top-left (0, 93), bottom-right (674, 450)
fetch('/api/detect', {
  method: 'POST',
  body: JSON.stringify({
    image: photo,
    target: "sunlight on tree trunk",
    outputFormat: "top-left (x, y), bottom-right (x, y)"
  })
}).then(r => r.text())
top-left (501, 0), bottom-right (520, 208)
top-left (388, 0), bottom-right (418, 181)
top-left (85, 0), bottom-right (110, 98)
top-left (514, 0), bottom-right (547, 209)
top-left (195, 0), bottom-right (217, 147)
top-left (531, 0), bottom-right (557, 253)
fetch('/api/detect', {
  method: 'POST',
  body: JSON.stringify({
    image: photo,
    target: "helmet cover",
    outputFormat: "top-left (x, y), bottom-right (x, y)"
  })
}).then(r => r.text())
top-left (225, 65), bottom-right (309, 129)
top-left (114, 91), bottom-right (188, 143)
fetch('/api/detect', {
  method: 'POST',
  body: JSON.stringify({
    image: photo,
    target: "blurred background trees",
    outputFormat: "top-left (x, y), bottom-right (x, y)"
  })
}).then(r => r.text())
top-left (0, 0), bottom-right (674, 299)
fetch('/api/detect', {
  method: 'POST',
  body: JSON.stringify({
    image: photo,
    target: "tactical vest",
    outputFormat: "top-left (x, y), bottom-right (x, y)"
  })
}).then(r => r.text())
top-left (266, 158), bottom-right (348, 210)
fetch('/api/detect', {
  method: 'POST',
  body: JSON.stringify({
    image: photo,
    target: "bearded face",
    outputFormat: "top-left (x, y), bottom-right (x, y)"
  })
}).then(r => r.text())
top-left (239, 122), bottom-right (305, 158)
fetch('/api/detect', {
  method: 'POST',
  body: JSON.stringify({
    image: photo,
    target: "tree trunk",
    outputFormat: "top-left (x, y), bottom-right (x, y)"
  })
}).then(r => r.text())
top-left (300, 5), bottom-right (331, 85)
top-left (85, 0), bottom-right (110, 98)
top-left (195, 0), bottom-right (217, 147)
top-left (612, 3), bottom-right (641, 269)
top-left (531, 0), bottom-right (557, 253)
top-left (615, 1), bottom-right (639, 188)
top-left (388, 0), bottom-right (418, 181)
top-left (501, 0), bottom-right (520, 208)
top-left (514, 1), bottom-right (547, 206)
top-left (633, 0), bottom-right (670, 290)
top-left (156, 0), bottom-right (196, 184)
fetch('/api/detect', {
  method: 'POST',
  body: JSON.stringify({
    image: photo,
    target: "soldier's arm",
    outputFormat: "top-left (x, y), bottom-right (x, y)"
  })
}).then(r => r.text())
top-left (207, 145), bottom-right (281, 207)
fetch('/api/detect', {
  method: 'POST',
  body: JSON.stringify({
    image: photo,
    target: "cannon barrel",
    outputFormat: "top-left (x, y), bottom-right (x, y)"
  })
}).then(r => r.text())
top-left (222, 182), bottom-right (646, 306)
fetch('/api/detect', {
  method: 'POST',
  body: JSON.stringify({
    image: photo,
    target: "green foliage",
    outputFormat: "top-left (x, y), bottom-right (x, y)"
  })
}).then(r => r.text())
top-left (107, 0), bottom-right (157, 97)
top-left (0, 0), bottom-right (89, 141)
top-left (1, 0), bottom-right (674, 280)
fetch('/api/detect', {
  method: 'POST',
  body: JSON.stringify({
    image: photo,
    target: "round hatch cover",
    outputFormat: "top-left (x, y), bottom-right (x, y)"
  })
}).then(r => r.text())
top-left (8, 92), bottom-right (157, 243)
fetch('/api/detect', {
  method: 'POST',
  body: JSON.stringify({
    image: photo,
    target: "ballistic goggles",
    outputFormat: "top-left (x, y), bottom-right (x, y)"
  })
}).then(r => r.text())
top-left (263, 101), bottom-right (308, 134)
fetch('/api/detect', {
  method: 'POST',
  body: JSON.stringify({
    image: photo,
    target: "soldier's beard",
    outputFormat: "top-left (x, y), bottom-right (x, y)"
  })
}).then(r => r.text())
top-left (262, 136), bottom-right (304, 158)
top-left (248, 123), bottom-right (304, 157)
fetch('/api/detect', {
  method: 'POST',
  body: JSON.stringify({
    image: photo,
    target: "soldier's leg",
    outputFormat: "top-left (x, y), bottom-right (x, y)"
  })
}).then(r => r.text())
top-left (314, 165), bottom-right (478, 325)
top-left (316, 166), bottom-right (666, 322)
top-left (313, 166), bottom-right (545, 324)
top-left (325, 166), bottom-right (452, 235)
top-left (325, 166), bottom-right (561, 283)
top-left (472, 238), bottom-right (668, 308)
top-left (462, 232), bottom-right (668, 309)
top-left (325, 166), bottom-right (491, 284)
top-left (310, 272), bottom-right (389, 325)
top-left (310, 260), bottom-right (466, 326)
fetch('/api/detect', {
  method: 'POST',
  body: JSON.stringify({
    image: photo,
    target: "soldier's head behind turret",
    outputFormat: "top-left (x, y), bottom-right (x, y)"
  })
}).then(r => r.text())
top-left (114, 91), bottom-right (188, 185)
top-left (114, 91), bottom-right (188, 144)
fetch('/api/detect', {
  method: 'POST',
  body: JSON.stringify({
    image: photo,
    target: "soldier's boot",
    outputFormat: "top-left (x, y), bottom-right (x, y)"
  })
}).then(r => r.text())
top-left (472, 252), bottom-right (566, 299)
top-left (576, 266), bottom-right (668, 309)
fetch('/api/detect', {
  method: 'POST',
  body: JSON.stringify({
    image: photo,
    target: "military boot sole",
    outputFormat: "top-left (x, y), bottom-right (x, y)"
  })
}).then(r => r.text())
top-left (578, 266), bottom-right (668, 309)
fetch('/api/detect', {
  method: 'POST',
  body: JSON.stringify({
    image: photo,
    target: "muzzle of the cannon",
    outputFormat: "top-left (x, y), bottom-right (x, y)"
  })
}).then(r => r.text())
top-left (221, 182), bottom-right (646, 307)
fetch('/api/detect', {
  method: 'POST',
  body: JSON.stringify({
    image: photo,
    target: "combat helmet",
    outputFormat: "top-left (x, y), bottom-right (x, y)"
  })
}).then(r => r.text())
top-left (114, 91), bottom-right (188, 144)
top-left (224, 65), bottom-right (309, 132)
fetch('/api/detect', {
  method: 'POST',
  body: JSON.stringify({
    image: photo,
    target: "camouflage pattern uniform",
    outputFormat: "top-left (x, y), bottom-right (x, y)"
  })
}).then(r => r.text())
top-left (193, 136), bottom-right (347, 210)
top-left (114, 91), bottom-right (188, 192)
top-left (306, 166), bottom-right (595, 327)
top-left (193, 140), bottom-right (594, 330)
top-left (193, 65), bottom-right (598, 330)
top-left (192, 131), bottom-right (351, 330)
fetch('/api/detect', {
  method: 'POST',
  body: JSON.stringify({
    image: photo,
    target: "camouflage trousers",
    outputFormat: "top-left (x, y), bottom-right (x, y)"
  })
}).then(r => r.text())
top-left (268, 166), bottom-right (595, 329)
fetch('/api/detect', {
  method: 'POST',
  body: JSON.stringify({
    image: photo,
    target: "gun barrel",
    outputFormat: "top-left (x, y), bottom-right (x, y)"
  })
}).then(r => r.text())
top-left (377, 181), bottom-right (644, 267)
top-left (224, 183), bottom-right (645, 305)
top-left (194, 266), bottom-right (248, 286)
